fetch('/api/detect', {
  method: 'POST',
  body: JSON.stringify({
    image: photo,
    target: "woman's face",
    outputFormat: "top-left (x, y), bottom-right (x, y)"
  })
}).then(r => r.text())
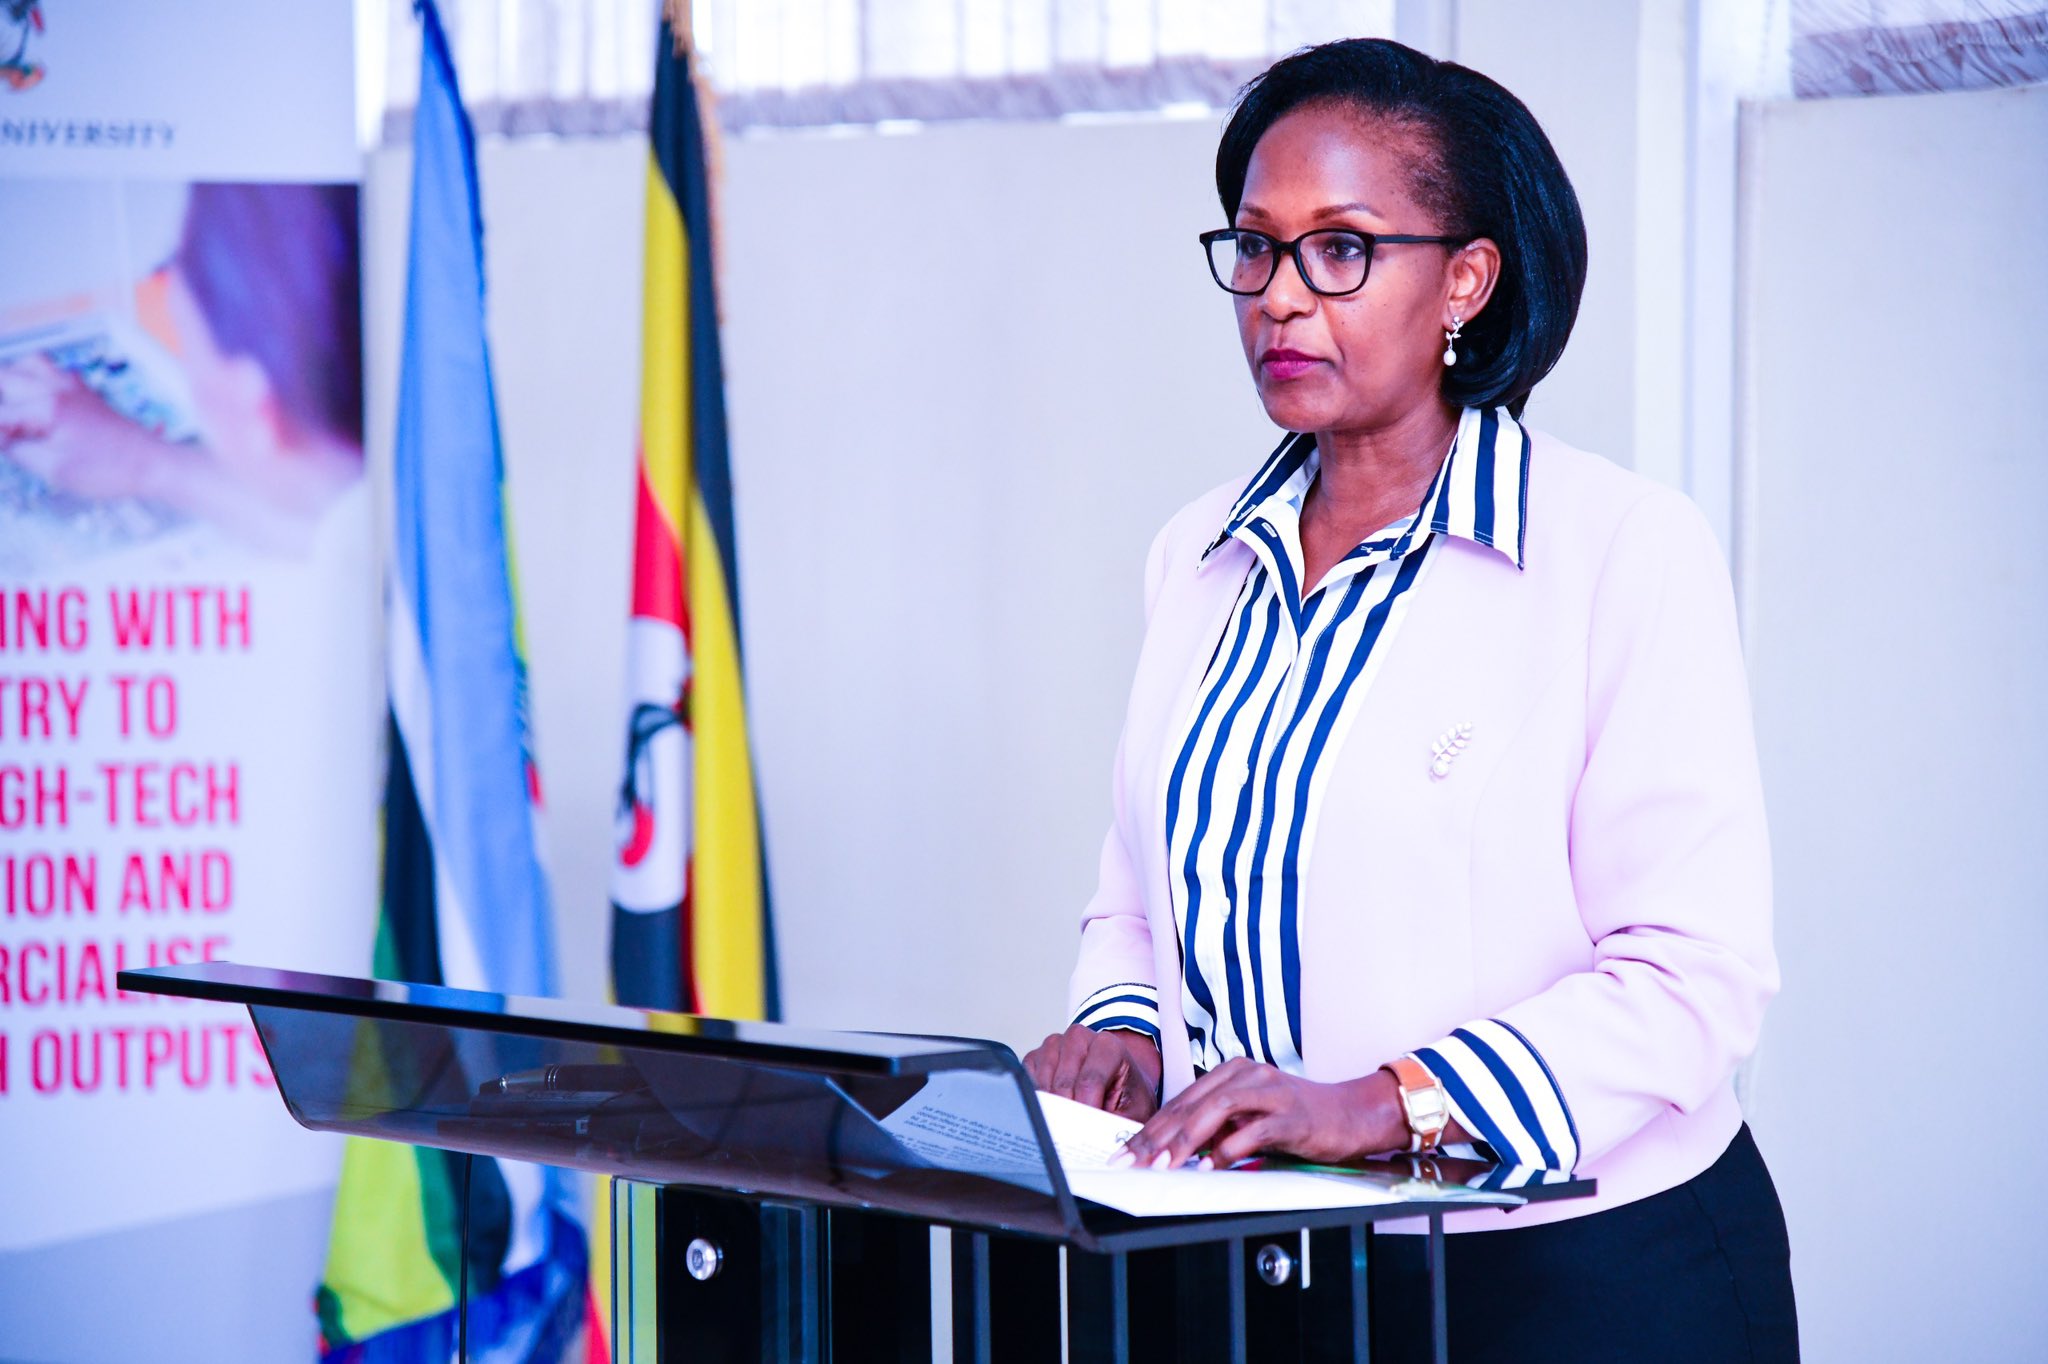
top-left (1231, 103), bottom-right (1489, 436)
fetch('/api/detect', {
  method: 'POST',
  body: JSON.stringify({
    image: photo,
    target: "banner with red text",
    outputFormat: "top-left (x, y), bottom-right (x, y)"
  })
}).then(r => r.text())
top-left (0, 0), bottom-right (377, 1284)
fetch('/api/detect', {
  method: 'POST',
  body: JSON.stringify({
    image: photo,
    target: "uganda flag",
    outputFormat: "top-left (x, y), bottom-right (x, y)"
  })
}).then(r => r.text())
top-left (586, 14), bottom-right (778, 1355)
top-left (608, 11), bottom-right (777, 1025)
top-left (316, 4), bottom-right (583, 1360)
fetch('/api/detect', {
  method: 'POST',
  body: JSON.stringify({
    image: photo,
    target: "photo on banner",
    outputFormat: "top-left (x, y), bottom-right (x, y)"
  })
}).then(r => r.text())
top-left (0, 3), bottom-right (380, 1348)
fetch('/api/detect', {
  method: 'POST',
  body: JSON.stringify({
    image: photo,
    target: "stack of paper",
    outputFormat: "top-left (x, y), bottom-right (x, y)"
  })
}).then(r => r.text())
top-left (1036, 1091), bottom-right (1418, 1218)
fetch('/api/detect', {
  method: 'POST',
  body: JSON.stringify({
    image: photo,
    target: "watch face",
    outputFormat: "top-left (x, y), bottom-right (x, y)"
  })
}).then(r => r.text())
top-left (1407, 1090), bottom-right (1449, 1125)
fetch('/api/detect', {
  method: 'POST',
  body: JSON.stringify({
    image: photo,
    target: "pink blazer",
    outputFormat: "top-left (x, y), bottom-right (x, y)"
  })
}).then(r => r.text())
top-left (1067, 428), bottom-right (1778, 1230)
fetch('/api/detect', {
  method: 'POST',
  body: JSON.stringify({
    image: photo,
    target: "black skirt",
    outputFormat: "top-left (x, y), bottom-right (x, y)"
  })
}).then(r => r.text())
top-left (1369, 1124), bottom-right (1798, 1363)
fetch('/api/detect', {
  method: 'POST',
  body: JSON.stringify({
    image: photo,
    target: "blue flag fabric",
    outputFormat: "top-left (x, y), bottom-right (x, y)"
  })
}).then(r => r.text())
top-left (316, 3), bottom-right (585, 1359)
top-left (391, 0), bottom-right (556, 999)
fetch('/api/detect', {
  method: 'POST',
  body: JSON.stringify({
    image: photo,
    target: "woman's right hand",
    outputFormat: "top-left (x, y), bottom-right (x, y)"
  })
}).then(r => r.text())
top-left (1023, 1024), bottom-right (1162, 1121)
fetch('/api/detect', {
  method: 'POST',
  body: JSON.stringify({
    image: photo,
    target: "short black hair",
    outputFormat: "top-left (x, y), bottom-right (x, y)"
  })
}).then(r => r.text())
top-left (1216, 39), bottom-right (1586, 418)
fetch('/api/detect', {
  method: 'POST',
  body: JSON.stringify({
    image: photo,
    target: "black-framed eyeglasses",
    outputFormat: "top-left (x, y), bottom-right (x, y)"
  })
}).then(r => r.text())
top-left (1198, 228), bottom-right (1462, 297)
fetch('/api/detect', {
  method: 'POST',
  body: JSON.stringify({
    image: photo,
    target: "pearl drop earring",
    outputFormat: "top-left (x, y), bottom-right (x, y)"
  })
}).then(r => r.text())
top-left (1442, 315), bottom-right (1463, 367)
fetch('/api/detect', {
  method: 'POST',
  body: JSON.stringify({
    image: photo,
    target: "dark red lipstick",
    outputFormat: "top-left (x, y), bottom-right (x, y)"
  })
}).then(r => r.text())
top-left (1260, 347), bottom-right (1322, 381)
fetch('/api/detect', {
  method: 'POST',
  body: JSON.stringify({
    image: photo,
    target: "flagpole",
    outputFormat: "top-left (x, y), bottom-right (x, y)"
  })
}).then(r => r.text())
top-left (665, 0), bottom-right (727, 321)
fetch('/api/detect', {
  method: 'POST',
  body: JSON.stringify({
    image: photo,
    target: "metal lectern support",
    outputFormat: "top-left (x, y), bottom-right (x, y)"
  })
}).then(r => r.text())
top-left (1063, 1247), bottom-right (1130, 1364)
top-left (636, 1191), bottom-right (1441, 1364)
top-left (1300, 1224), bottom-right (1373, 1363)
top-left (612, 1179), bottom-right (672, 1364)
top-left (954, 1232), bottom-right (993, 1364)
top-left (1427, 1213), bottom-right (1449, 1364)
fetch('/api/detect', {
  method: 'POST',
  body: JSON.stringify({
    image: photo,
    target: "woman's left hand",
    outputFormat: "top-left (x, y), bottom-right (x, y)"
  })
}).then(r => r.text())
top-left (1117, 1058), bottom-right (1409, 1170)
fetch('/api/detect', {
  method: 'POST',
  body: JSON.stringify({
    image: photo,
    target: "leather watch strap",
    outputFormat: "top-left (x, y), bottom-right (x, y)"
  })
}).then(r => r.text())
top-left (1386, 1055), bottom-right (1452, 1154)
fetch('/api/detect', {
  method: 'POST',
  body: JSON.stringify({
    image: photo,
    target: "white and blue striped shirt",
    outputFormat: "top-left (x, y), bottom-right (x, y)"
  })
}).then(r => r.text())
top-left (1073, 407), bottom-right (1581, 1172)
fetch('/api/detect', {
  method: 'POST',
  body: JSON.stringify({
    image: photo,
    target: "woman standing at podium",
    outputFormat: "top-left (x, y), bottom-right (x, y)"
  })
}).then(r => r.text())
top-left (1024, 38), bottom-right (1797, 1362)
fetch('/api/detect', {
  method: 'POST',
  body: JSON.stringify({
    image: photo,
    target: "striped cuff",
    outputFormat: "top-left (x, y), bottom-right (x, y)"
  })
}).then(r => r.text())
top-left (1071, 982), bottom-right (1162, 1043)
top-left (1410, 1019), bottom-right (1580, 1173)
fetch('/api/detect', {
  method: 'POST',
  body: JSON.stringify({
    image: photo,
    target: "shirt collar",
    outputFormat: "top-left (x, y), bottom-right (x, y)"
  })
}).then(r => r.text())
top-left (1201, 406), bottom-right (1531, 571)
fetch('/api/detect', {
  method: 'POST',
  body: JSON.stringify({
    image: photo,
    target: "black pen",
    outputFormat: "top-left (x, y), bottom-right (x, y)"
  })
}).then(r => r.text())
top-left (479, 1064), bottom-right (643, 1095)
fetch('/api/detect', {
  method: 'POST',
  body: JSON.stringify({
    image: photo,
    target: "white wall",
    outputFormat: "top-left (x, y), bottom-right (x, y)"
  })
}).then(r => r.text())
top-left (1739, 82), bottom-right (2048, 1361)
top-left (364, 117), bottom-right (1267, 1049)
top-left (1457, 0), bottom-right (1643, 464)
top-left (125, 23), bottom-right (1651, 1360)
top-left (716, 115), bottom-right (1272, 1043)
top-left (350, 71), bottom-right (2048, 1362)
top-left (31, 9), bottom-right (2047, 1360)
top-left (366, 8), bottom-right (1665, 1062)
top-left (368, 116), bottom-right (1280, 1051)
top-left (424, 63), bottom-right (2048, 1364)
top-left (360, 17), bottom-right (2048, 1364)
top-left (13, 3), bottom-right (2008, 1355)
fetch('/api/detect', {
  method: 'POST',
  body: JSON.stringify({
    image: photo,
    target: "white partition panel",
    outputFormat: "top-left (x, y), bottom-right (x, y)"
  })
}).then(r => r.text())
top-left (1741, 83), bottom-right (2048, 1360)
top-left (408, 99), bottom-right (1652, 1057)
top-left (716, 115), bottom-right (1275, 1047)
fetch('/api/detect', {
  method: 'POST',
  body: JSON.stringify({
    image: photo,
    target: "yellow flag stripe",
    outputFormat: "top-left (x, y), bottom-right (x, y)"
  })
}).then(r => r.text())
top-left (686, 484), bottom-right (766, 1018)
top-left (640, 152), bottom-right (690, 540)
top-left (321, 1138), bottom-right (452, 1339)
top-left (640, 129), bottom-right (768, 1019)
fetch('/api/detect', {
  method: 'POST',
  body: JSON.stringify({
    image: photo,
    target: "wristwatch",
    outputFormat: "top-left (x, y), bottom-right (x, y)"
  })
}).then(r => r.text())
top-left (1385, 1056), bottom-right (1452, 1153)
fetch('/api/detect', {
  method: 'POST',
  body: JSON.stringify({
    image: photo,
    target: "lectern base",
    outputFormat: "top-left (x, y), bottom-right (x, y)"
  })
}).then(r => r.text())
top-left (613, 1183), bottom-right (933, 1362)
top-left (622, 1185), bottom-right (1451, 1364)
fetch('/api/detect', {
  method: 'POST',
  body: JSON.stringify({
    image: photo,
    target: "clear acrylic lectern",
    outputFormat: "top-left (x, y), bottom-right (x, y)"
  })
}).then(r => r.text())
top-left (118, 961), bottom-right (1594, 1363)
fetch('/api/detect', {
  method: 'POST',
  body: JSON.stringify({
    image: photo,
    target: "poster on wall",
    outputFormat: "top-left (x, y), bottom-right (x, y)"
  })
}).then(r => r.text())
top-left (0, 0), bottom-right (379, 1255)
